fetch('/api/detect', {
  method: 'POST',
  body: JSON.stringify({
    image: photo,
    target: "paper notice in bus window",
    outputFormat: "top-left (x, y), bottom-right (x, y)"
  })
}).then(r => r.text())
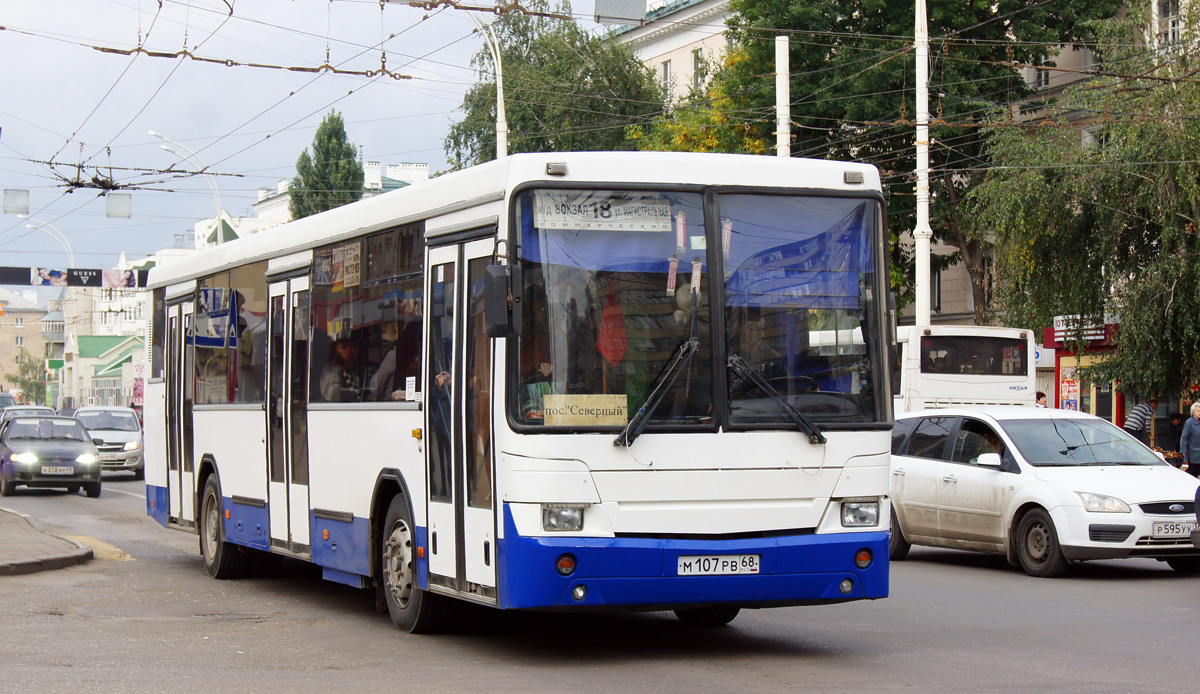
top-left (543, 394), bottom-right (628, 426)
top-left (533, 191), bottom-right (671, 232)
top-left (340, 242), bottom-right (361, 288)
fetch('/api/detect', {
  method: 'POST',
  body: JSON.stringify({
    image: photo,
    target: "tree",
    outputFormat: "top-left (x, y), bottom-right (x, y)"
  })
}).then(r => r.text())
top-left (444, 0), bottom-right (665, 169)
top-left (289, 110), bottom-right (364, 220)
top-left (636, 0), bottom-right (1120, 316)
top-left (972, 5), bottom-right (1200, 398)
top-left (5, 347), bottom-right (46, 406)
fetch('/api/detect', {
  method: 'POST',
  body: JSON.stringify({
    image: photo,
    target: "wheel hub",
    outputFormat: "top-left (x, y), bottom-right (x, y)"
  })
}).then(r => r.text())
top-left (383, 520), bottom-right (414, 609)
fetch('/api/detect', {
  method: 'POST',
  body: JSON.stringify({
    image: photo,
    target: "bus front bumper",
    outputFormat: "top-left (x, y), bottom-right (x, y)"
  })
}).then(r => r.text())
top-left (496, 507), bottom-right (889, 610)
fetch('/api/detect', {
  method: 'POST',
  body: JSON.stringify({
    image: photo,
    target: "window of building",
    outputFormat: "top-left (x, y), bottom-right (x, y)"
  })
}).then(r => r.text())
top-left (15, 336), bottom-right (23, 348)
top-left (1160, 0), bottom-right (1180, 48)
top-left (1034, 64), bottom-right (1050, 90)
top-left (310, 222), bottom-right (424, 404)
top-left (14, 318), bottom-right (23, 328)
top-left (692, 48), bottom-right (705, 90)
top-left (660, 60), bottom-right (672, 94)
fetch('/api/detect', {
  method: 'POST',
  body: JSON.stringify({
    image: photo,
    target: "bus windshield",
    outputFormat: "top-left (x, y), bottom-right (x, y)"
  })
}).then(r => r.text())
top-left (513, 188), bottom-right (886, 430)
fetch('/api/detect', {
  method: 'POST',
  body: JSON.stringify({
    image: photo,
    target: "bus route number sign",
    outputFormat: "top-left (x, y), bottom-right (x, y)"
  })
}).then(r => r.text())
top-left (677, 554), bottom-right (761, 576)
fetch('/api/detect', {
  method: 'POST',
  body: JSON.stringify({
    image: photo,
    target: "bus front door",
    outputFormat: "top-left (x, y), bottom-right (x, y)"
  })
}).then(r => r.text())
top-left (266, 278), bottom-right (312, 556)
top-left (165, 301), bottom-right (196, 527)
top-left (425, 237), bottom-right (497, 603)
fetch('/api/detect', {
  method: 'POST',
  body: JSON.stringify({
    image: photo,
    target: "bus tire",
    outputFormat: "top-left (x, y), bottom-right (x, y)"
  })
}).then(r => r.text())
top-left (1015, 508), bottom-right (1069, 578)
top-left (200, 475), bottom-right (247, 579)
top-left (673, 605), bottom-right (740, 626)
top-left (381, 494), bottom-right (441, 633)
top-left (889, 508), bottom-right (911, 560)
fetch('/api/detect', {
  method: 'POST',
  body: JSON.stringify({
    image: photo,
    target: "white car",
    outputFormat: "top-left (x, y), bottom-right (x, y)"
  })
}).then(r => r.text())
top-left (889, 407), bottom-right (1200, 577)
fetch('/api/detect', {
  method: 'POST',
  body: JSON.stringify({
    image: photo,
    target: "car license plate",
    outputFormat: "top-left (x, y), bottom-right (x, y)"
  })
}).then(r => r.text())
top-left (40, 466), bottom-right (73, 475)
top-left (99, 453), bottom-right (119, 461)
top-left (677, 554), bottom-right (760, 576)
top-left (1152, 521), bottom-right (1199, 538)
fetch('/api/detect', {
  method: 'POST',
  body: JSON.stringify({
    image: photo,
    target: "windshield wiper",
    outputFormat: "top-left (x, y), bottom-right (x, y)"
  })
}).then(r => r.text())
top-left (727, 354), bottom-right (826, 445)
top-left (614, 337), bottom-right (700, 447)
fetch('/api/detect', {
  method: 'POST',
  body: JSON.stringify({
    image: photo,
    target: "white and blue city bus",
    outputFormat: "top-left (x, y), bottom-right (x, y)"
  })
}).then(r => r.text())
top-left (144, 151), bottom-right (893, 632)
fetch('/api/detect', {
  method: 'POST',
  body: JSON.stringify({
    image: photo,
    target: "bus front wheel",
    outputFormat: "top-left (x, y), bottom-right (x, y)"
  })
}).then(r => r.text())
top-left (381, 495), bottom-right (441, 633)
top-left (199, 475), bottom-right (247, 579)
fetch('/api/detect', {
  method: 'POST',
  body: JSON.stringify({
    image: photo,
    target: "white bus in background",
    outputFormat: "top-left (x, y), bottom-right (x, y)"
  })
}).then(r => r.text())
top-left (143, 151), bottom-right (893, 633)
top-left (893, 325), bottom-right (1037, 413)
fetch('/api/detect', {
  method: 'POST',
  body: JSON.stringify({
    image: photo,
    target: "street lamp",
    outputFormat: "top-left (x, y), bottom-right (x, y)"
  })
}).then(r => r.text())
top-left (16, 214), bottom-right (75, 267)
top-left (149, 130), bottom-right (227, 244)
top-left (468, 13), bottom-right (508, 159)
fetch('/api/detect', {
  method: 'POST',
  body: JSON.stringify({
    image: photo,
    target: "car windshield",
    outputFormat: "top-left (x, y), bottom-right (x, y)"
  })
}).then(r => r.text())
top-left (76, 411), bottom-right (140, 432)
top-left (1000, 418), bottom-right (1166, 467)
top-left (4, 418), bottom-right (89, 442)
top-left (512, 188), bottom-right (887, 430)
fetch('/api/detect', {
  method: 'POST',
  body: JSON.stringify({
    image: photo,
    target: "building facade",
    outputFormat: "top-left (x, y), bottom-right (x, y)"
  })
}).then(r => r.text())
top-left (0, 288), bottom-right (47, 403)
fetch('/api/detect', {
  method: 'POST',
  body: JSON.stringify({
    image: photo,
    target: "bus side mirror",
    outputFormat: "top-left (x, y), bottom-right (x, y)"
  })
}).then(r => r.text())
top-left (484, 263), bottom-right (522, 338)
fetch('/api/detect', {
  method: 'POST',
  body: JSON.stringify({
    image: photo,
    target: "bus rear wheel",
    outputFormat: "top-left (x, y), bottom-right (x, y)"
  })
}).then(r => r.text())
top-left (200, 475), bottom-right (247, 579)
top-left (673, 605), bottom-right (740, 626)
top-left (381, 495), bottom-right (441, 633)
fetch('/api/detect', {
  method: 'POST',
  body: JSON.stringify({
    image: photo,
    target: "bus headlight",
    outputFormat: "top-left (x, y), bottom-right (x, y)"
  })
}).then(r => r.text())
top-left (840, 499), bottom-right (880, 527)
top-left (542, 504), bottom-right (586, 532)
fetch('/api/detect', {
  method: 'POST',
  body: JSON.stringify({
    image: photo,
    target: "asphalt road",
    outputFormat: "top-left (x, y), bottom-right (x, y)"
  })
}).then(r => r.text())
top-left (0, 475), bottom-right (1195, 694)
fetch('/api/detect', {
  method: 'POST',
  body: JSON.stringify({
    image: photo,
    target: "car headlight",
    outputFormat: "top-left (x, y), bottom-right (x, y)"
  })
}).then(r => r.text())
top-left (76, 453), bottom-right (98, 465)
top-left (840, 498), bottom-right (881, 527)
top-left (542, 504), bottom-right (586, 532)
top-left (123, 440), bottom-right (142, 451)
top-left (1077, 492), bottom-right (1130, 513)
top-left (11, 452), bottom-right (38, 464)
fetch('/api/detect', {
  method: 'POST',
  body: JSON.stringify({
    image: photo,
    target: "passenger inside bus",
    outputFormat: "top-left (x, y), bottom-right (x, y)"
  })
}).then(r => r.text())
top-left (321, 336), bottom-right (363, 402)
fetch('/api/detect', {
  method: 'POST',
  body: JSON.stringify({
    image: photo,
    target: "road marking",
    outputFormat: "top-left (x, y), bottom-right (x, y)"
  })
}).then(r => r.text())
top-left (63, 535), bottom-right (134, 561)
top-left (103, 487), bottom-right (144, 499)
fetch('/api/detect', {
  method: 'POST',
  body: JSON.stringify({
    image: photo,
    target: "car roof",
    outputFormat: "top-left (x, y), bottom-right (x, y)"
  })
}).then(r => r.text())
top-left (897, 406), bottom-right (1104, 423)
top-left (5, 416), bottom-right (83, 425)
top-left (73, 406), bottom-right (137, 414)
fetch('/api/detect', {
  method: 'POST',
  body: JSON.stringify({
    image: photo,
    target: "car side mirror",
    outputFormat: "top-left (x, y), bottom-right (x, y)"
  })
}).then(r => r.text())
top-left (976, 452), bottom-right (1002, 468)
top-left (483, 262), bottom-right (522, 338)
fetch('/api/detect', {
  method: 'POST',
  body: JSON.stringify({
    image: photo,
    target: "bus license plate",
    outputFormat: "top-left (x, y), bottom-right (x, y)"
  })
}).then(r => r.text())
top-left (1153, 521), bottom-right (1198, 538)
top-left (40, 466), bottom-right (73, 475)
top-left (677, 554), bottom-right (760, 576)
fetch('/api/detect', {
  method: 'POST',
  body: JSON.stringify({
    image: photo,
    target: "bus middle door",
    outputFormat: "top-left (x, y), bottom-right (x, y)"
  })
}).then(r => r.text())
top-left (425, 236), bottom-right (497, 603)
top-left (266, 278), bottom-right (312, 557)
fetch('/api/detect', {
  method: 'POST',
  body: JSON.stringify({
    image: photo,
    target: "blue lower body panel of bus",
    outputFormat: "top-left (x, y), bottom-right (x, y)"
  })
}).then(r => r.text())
top-left (497, 505), bottom-right (889, 610)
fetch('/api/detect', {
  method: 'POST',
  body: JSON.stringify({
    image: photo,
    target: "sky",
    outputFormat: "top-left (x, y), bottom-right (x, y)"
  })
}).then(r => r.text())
top-left (0, 0), bottom-right (602, 291)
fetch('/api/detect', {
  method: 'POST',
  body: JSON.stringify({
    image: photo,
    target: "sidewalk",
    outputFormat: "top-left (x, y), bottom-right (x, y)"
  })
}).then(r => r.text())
top-left (0, 508), bottom-right (93, 576)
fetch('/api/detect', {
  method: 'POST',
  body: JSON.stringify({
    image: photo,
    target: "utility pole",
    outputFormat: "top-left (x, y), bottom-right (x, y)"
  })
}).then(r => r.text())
top-left (776, 35), bottom-right (790, 158)
top-left (913, 0), bottom-right (933, 327)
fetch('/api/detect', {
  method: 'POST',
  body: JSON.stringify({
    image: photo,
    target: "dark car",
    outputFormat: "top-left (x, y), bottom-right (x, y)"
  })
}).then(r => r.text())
top-left (0, 392), bottom-right (16, 409)
top-left (0, 416), bottom-right (103, 497)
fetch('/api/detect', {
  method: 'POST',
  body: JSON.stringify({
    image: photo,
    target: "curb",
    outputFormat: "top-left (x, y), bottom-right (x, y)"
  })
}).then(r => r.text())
top-left (0, 511), bottom-right (94, 576)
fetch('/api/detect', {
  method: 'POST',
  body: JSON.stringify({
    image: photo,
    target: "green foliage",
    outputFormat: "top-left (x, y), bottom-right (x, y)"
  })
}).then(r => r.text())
top-left (5, 347), bottom-right (46, 406)
top-left (289, 110), bottom-right (364, 220)
top-left (640, 0), bottom-right (1119, 315)
top-left (444, 1), bottom-right (665, 169)
top-left (973, 3), bottom-right (1200, 399)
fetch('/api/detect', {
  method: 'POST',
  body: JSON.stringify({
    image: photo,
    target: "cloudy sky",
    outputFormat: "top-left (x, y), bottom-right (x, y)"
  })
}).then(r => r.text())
top-left (0, 0), bottom-right (600, 281)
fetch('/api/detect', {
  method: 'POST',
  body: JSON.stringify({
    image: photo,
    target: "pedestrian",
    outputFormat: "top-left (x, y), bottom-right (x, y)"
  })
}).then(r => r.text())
top-left (1179, 402), bottom-right (1200, 478)
top-left (1036, 391), bottom-right (1047, 407)
top-left (1124, 397), bottom-right (1157, 445)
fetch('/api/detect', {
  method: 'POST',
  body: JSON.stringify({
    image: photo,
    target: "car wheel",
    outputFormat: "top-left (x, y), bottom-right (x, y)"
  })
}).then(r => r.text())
top-left (85, 482), bottom-right (101, 498)
top-left (133, 468), bottom-right (144, 481)
top-left (1015, 508), bottom-right (1069, 578)
top-left (380, 494), bottom-right (442, 633)
top-left (199, 475), bottom-right (247, 579)
top-left (1166, 557), bottom-right (1200, 575)
top-left (673, 605), bottom-right (741, 626)
top-left (0, 474), bottom-right (14, 497)
top-left (66, 485), bottom-right (81, 494)
top-left (889, 507), bottom-right (911, 561)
